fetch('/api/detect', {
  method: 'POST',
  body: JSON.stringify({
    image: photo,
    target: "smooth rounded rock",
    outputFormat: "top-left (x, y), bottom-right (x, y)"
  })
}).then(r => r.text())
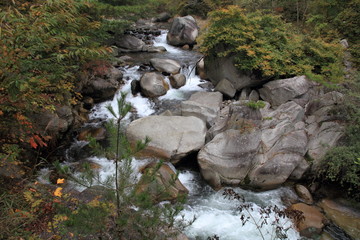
top-left (295, 184), bottom-right (314, 204)
top-left (150, 58), bottom-right (181, 74)
top-left (126, 115), bottom-right (207, 162)
top-left (140, 72), bottom-right (169, 98)
top-left (170, 73), bottom-right (186, 89)
top-left (167, 16), bottom-right (198, 46)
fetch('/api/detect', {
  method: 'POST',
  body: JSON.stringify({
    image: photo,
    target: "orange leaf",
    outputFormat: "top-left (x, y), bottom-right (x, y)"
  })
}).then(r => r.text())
top-left (56, 178), bottom-right (65, 184)
top-left (54, 187), bottom-right (63, 197)
top-left (34, 135), bottom-right (48, 147)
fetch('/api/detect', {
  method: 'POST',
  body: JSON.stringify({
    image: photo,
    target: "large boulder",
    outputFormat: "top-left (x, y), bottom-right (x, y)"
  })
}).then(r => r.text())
top-left (126, 115), bottom-right (207, 162)
top-left (167, 16), bottom-right (198, 47)
top-left (140, 72), bottom-right (169, 98)
top-left (259, 75), bottom-right (314, 107)
top-left (199, 100), bottom-right (310, 189)
top-left (181, 91), bottom-right (223, 127)
top-left (249, 130), bottom-right (309, 189)
top-left (80, 66), bottom-right (122, 103)
top-left (249, 101), bottom-right (309, 189)
top-left (115, 34), bottom-right (145, 52)
top-left (136, 162), bottom-right (188, 203)
top-left (150, 58), bottom-right (181, 75)
top-left (198, 128), bottom-right (262, 189)
top-left (205, 55), bottom-right (265, 90)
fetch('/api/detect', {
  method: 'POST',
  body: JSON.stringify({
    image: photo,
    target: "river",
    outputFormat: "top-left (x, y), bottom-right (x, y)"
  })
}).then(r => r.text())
top-left (53, 31), bottom-right (301, 240)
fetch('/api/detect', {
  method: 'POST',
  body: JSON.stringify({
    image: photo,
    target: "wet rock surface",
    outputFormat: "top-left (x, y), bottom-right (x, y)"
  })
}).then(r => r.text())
top-left (319, 199), bottom-right (360, 240)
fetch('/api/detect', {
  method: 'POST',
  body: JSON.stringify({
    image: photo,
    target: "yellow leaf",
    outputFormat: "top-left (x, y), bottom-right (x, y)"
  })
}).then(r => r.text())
top-left (56, 178), bottom-right (65, 184)
top-left (54, 187), bottom-right (63, 197)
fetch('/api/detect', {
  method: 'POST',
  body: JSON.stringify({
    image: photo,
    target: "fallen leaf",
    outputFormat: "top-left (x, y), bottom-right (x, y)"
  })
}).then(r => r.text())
top-left (54, 187), bottom-right (63, 197)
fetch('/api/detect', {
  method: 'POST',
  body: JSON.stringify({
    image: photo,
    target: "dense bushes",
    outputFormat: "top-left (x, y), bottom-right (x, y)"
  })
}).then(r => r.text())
top-left (0, 0), bottom-right (167, 171)
top-left (0, 0), bottom-right (112, 172)
top-left (199, 5), bottom-right (344, 82)
top-left (178, 0), bottom-right (234, 17)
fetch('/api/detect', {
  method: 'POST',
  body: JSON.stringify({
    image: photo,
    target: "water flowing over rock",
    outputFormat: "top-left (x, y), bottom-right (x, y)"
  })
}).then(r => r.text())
top-left (181, 91), bottom-right (223, 127)
top-left (167, 16), bottom-right (199, 47)
top-left (259, 75), bottom-right (314, 107)
top-left (150, 58), bottom-right (181, 74)
top-left (140, 72), bottom-right (169, 97)
top-left (126, 116), bottom-right (207, 162)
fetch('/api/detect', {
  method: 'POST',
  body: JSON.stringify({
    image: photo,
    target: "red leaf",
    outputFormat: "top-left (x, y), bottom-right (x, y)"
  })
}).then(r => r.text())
top-left (29, 137), bottom-right (38, 149)
top-left (34, 135), bottom-right (47, 147)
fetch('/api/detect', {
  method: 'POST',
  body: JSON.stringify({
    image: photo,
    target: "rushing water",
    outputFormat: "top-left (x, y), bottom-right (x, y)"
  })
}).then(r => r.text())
top-left (58, 31), bottom-right (301, 240)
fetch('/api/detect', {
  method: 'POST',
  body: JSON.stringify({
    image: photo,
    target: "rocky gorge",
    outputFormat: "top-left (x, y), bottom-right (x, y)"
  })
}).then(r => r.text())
top-left (39, 14), bottom-right (359, 240)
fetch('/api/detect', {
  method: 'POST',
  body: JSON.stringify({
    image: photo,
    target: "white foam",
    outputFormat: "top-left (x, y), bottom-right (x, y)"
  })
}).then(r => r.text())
top-left (70, 157), bottom-right (151, 192)
top-left (177, 171), bottom-right (300, 240)
top-left (89, 66), bottom-right (155, 120)
top-left (153, 31), bottom-right (183, 54)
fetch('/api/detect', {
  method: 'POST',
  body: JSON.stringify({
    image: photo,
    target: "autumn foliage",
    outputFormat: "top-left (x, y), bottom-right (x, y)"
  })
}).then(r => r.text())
top-left (0, 0), bottom-right (112, 169)
top-left (199, 5), bottom-right (344, 83)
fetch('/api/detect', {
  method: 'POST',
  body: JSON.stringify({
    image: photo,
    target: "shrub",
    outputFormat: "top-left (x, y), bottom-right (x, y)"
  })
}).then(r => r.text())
top-left (199, 6), bottom-right (344, 83)
top-left (246, 100), bottom-right (266, 109)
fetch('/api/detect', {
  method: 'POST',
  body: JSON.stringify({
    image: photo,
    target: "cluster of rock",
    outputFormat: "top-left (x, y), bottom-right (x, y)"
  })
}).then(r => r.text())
top-left (129, 57), bottom-right (187, 98)
top-left (109, 14), bottom-right (199, 55)
top-left (127, 75), bottom-right (345, 191)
